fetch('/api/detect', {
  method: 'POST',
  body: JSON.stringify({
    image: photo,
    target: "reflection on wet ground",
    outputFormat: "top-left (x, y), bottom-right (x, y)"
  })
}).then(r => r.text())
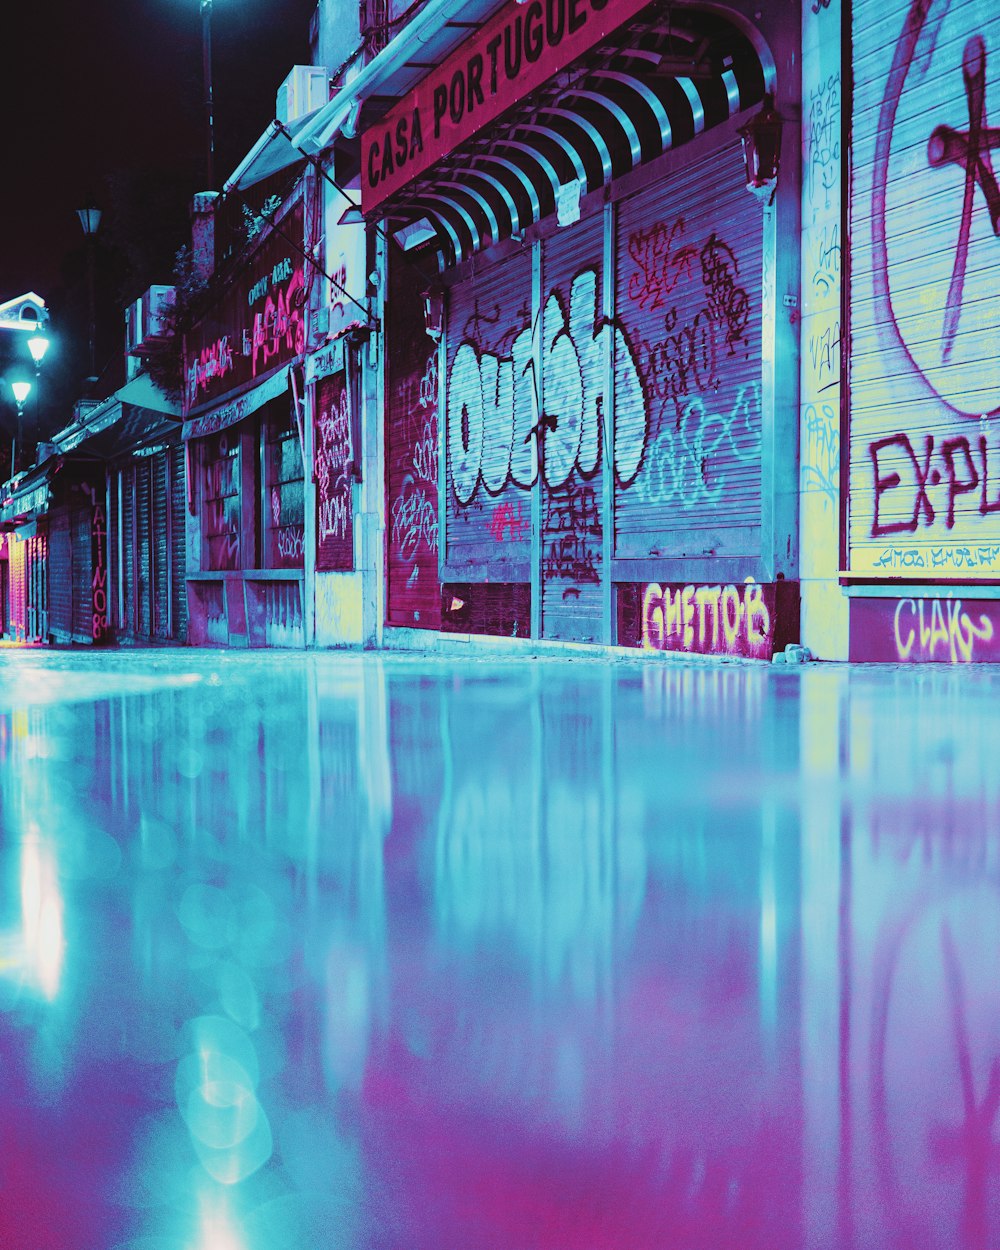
top-left (1, 650), bottom-right (999, 1249)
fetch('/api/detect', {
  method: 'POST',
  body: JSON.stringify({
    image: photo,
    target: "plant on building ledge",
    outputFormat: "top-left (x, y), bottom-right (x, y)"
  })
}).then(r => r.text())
top-left (242, 195), bottom-right (283, 244)
top-left (145, 244), bottom-right (209, 401)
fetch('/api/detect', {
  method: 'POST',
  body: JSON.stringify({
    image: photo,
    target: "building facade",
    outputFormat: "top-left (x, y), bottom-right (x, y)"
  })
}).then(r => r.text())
top-left (800, 0), bottom-right (1000, 663)
top-left (293, 0), bottom-right (805, 658)
top-left (9, 0), bottom-right (997, 662)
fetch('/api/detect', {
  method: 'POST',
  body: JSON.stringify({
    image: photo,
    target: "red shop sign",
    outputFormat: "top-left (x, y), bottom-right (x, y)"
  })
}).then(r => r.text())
top-left (184, 203), bottom-right (306, 416)
top-left (362, 0), bottom-right (644, 213)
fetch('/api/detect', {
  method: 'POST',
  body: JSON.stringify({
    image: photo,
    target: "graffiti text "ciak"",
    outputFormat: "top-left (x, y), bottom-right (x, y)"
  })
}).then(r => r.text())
top-left (894, 597), bottom-right (995, 663)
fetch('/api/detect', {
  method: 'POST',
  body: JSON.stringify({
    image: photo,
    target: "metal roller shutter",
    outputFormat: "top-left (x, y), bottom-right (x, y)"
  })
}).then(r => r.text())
top-left (445, 248), bottom-right (533, 577)
top-left (848, 0), bottom-right (1000, 577)
top-left (122, 468), bottom-right (135, 637)
top-left (614, 138), bottom-right (764, 559)
top-left (170, 444), bottom-right (188, 642)
top-left (109, 470), bottom-right (120, 636)
top-left (385, 248), bottom-right (442, 628)
top-left (152, 452), bottom-right (170, 638)
top-left (8, 539), bottom-right (25, 638)
top-left (48, 507), bottom-right (72, 639)
top-left (71, 506), bottom-right (91, 642)
top-left (539, 214), bottom-right (605, 642)
top-left (136, 460), bottom-right (152, 637)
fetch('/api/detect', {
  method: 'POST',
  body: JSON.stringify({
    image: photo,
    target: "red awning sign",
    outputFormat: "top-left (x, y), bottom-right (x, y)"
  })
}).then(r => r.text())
top-left (361, 0), bottom-right (649, 213)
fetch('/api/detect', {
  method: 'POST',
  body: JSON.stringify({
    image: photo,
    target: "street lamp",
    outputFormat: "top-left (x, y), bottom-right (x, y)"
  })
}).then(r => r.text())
top-left (738, 93), bottom-right (784, 204)
top-left (8, 379), bottom-right (32, 477)
top-left (27, 332), bottom-right (49, 369)
top-left (76, 202), bottom-right (102, 380)
top-left (202, 0), bottom-right (215, 189)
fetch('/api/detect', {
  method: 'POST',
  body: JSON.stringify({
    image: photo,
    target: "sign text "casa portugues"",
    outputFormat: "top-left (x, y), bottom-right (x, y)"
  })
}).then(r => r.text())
top-left (361, 0), bottom-right (645, 212)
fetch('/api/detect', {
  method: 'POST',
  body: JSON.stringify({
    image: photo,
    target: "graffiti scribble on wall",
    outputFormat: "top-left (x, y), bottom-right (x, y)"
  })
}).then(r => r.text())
top-left (622, 214), bottom-right (761, 521)
top-left (850, 596), bottom-right (1000, 663)
top-left (851, 0), bottom-right (1000, 574)
top-left (542, 478), bottom-right (601, 588)
top-left (391, 351), bottom-right (439, 562)
top-left (315, 372), bottom-right (354, 572)
top-left (446, 267), bottom-right (646, 500)
top-left (617, 580), bottom-right (779, 659)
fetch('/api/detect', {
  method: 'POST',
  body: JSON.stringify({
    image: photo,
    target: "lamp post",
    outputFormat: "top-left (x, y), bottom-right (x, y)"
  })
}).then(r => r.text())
top-left (202, 0), bottom-right (215, 189)
top-left (26, 331), bottom-right (49, 466)
top-left (76, 203), bottom-right (102, 381)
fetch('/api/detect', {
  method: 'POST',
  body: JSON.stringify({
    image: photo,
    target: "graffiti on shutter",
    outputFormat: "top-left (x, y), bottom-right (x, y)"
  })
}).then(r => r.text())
top-left (315, 371), bottom-right (354, 571)
top-left (109, 469), bottom-right (120, 636)
top-left (386, 246), bottom-right (441, 627)
top-left (540, 215), bottom-right (605, 641)
top-left (91, 487), bottom-right (108, 642)
top-left (445, 251), bottom-right (533, 577)
top-left (617, 580), bottom-right (783, 659)
top-left (614, 140), bottom-right (763, 560)
top-left (849, 0), bottom-right (1000, 576)
top-left (444, 241), bottom-right (647, 641)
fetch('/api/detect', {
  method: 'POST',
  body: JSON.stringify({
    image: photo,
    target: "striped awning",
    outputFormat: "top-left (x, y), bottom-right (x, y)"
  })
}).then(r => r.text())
top-left (379, 4), bottom-right (772, 268)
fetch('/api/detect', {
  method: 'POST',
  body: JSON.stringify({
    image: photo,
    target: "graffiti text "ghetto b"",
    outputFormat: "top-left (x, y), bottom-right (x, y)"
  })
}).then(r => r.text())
top-left (642, 581), bottom-right (773, 658)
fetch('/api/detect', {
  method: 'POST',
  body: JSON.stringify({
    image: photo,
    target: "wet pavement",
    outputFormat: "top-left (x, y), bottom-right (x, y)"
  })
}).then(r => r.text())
top-left (1, 647), bottom-right (999, 1250)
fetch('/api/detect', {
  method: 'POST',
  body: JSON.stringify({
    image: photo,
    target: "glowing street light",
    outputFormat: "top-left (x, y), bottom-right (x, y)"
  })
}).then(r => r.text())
top-left (27, 333), bottom-right (49, 368)
top-left (10, 381), bottom-right (31, 410)
top-left (7, 378), bottom-right (32, 476)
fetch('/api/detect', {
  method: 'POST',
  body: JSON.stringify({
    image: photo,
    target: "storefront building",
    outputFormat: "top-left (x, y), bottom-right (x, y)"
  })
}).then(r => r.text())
top-left (797, 0), bottom-right (1000, 662)
top-left (298, 0), bottom-right (802, 657)
top-left (50, 390), bottom-right (188, 646)
top-left (183, 189), bottom-right (314, 647)
top-left (0, 454), bottom-right (102, 645)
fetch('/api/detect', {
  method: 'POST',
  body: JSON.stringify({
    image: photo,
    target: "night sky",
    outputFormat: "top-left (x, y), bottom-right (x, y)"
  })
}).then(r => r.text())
top-left (2, 0), bottom-right (316, 407)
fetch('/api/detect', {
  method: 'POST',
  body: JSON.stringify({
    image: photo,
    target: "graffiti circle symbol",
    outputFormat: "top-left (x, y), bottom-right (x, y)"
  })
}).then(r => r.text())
top-left (874, 1), bottom-right (1000, 417)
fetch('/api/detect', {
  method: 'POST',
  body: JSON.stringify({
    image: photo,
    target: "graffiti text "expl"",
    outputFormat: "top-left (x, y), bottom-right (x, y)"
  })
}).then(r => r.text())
top-left (870, 431), bottom-right (1000, 536)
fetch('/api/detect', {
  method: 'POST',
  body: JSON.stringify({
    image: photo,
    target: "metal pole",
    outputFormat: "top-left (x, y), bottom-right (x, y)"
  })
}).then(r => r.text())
top-left (86, 238), bottom-right (97, 378)
top-left (202, 0), bottom-right (215, 189)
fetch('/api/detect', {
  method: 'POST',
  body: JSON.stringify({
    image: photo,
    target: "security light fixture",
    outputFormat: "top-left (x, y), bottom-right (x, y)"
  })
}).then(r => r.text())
top-left (422, 288), bottom-right (444, 341)
top-left (739, 93), bottom-right (783, 203)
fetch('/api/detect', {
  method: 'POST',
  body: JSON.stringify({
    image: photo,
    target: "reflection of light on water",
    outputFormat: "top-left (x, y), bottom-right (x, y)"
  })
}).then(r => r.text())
top-left (192, 1191), bottom-right (247, 1250)
top-left (175, 1016), bottom-right (272, 1185)
top-left (759, 803), bottom-right (777, 1045)
top-left (436, 767), bottom-right (645, 998)
top-left (20, 829), bottom-right (64, 1000)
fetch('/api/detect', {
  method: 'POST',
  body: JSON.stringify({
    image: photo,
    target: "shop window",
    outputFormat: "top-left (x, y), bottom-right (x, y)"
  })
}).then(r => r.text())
top-left (265, 412), bottom-right (305, 568)
top-left (203, 432), bottom-right (241, 571)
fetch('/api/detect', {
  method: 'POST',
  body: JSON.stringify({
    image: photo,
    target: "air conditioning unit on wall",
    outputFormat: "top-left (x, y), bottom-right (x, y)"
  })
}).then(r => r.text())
top-left (125, 285), bottom-right (176, 357)
top-left (276, 66), bottom-right (329, 125)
